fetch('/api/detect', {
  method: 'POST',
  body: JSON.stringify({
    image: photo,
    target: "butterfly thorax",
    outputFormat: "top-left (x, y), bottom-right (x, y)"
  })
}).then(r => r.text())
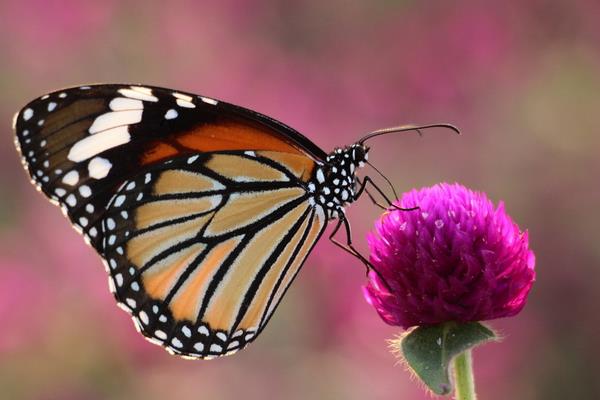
top-left (307, 143), bottom-right (369, 219)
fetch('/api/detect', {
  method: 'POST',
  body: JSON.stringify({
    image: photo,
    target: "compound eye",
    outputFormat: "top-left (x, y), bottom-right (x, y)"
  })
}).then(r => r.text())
top-left (353, 146), bottom-right (367, 162)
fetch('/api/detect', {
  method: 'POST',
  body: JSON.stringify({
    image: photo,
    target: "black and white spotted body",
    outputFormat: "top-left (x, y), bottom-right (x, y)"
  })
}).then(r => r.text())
top-left (308, 143), bottom-right (369, 219)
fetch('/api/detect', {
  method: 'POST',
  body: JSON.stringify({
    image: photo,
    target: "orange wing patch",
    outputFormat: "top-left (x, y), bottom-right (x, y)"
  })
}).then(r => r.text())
top-left (201, 202), bottom-right (309, 331)
top-left (142, 142), bottom-right (179, 165)
top-left (256, 151), bottom-right (316, 182)
top-left (142, 120), bottom-right (319, 166)
top-left (176, 121), bottom-right (304, 155)
top-left (168, 237), bottom-right (242, 322)
top-left (127, 214), bottom-right (212, 268)
top-left (154, 169), bottom-right (224, 195)
top-left (135, 197), bottom-right (220, 230)
top-left (231, 206), bottom-right (313, 332)
top-left (204, 187), bottom-right (305, 237)
top-left (264, 210), bottom-right (324, 320)
top-left (143, 242), bottom-right (207, 300)
top-left (204, 154), bottom-right (288, 183)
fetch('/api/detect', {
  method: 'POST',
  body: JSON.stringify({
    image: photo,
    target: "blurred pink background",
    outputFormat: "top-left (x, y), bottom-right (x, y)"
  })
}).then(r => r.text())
top-left (1, 1), bottom-right (599, 399)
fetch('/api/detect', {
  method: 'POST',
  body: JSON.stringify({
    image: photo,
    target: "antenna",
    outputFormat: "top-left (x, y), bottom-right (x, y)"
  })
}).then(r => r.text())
top-left (358, 123), bottom-right (460, 144)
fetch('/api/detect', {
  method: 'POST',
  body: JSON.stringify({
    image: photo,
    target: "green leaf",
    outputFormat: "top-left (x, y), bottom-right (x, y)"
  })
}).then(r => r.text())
top-left (398, 322), bottom-right (496, 395)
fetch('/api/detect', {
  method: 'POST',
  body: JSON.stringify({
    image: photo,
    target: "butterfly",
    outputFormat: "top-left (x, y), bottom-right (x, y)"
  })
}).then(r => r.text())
top-left (13, 84), bottom-right (458, 359)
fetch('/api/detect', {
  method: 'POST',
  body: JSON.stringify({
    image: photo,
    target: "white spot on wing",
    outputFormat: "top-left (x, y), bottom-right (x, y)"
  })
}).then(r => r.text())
top-left (79, 185), bottom-right (92, 198)
top-left (47, 102), bottom-right (57, 112)
top-left (176, 99), bottom-right (195, 108)
top-left (62, 170), bottom-right (79, 186)
top-left (173, 92), bottom-right (192, 101)
top-left (65, 194), bottom-right (77, 207)
top-left (155, 330), bottom-right (167, 340)
top-left (199, 96), bottom-right (218, 105)
top-left (164, 109), bottom-right (178, 119)
top-left (216, 332), bottom-right (227, 342)
top-left (126, 298), bottom-right (137, 309)
top-left (114, 195), bottom-right (126, 207)
top-left (69, 126), bottom-right (130, 162)
top-left (106, 218), bottom-right (116, 230)
top-left (198, 326), bottom-right (209, 336)
top-left (23, 108), bottom-right (33, 121)
top-left (316, 168), bottom-right (325, 183)
top-left (173, 92), bottom-right (195, 108)
top-left (89, 109), bottom-right (142, 134)
top-left (109, 97), bottom-right (144, 111)
top-left (139, 311), bottom-right (149, 325)
top-left (88, 157), bottom-right (112, 179)
top-left (227, 341), bottom-right (239, 350)
top-left (118, 87), bottom-right (158, 102)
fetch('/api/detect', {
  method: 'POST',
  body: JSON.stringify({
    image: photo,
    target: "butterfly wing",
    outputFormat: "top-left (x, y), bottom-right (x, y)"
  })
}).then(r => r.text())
top-left (102, 152), bottom-right (327, 358)
top-left (13, 84), bottom-right (328, 358)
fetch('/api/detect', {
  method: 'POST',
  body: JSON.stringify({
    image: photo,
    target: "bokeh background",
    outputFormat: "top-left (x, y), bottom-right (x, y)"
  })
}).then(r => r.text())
top-left (1, 1), bottom-right (599, 399)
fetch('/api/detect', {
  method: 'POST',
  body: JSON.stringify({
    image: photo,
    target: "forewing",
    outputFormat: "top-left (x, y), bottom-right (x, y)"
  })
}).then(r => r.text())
top-left (13, 84), bottom-right (323, 250)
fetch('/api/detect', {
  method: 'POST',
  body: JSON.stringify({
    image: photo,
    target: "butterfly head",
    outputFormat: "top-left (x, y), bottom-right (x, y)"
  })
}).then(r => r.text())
top-left (308, 144), bottom-right (369, 219)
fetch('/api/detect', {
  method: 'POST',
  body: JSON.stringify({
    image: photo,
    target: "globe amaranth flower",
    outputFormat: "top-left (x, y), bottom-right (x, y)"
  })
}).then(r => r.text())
top-left (363, 183), bottom-right (535, 329)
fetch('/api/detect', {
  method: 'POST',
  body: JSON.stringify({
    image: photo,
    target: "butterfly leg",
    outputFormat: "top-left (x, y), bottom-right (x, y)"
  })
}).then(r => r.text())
top-left (356, 176), bottom-right (419, 212)
top-left (328, 212), bottom-right (370, 271)
top-left (356, 177), bottom-right (388, 210)
top-left (328, 210), bottom-right (392, 290)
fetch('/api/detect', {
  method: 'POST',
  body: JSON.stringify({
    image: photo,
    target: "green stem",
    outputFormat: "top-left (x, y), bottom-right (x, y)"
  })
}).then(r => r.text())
top-left (453, 349), bottom-right (477, 400)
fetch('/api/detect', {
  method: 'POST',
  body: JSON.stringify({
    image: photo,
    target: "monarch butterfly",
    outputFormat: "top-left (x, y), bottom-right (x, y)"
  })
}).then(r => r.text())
top-left (13, 84), bottom-right (458, 359)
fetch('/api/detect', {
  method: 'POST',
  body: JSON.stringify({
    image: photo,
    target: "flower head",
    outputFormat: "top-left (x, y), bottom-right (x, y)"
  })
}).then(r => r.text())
top-left (363, 183), bottom-right (535, 329)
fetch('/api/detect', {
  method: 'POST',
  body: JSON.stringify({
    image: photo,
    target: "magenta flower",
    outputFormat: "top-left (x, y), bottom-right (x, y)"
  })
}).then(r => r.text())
top-left (363, 183), bottom-right (535, 329)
